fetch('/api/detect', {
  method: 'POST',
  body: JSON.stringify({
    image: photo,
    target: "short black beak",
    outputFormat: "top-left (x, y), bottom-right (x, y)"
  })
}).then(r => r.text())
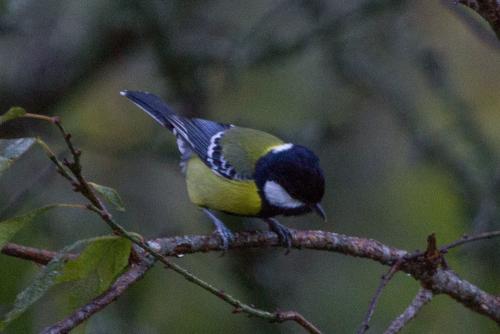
top-left (312, 203), bottom-right (327, 222)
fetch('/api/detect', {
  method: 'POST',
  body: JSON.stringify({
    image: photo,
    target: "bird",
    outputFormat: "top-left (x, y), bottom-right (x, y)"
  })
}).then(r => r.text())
top-left (121, 90), bottom-right (326, 251)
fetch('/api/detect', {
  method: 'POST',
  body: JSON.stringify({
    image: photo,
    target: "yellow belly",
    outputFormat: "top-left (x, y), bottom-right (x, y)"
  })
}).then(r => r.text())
top-left (185, 156), bottom-right (261, 216)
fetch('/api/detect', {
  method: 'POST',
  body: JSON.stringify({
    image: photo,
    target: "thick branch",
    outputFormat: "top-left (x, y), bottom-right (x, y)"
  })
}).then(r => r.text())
top-left (152, 230), bottom-right (406, 263)
top-left (5, 229), bottom-right (498, 324)
top-left (155, 230), bottom-right (500, 323)
top-left (384, 288), bottom-right (434, 334)
top-left (1, 243), bottom-right (75, 265)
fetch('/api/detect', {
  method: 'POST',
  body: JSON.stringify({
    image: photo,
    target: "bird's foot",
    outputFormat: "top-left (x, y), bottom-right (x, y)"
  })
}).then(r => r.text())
top-left (203, 209), bottom-right (234, 253)
top-left (212, 223), bottom-right (235, 253)
top-left (265, 218), bottom-right (293, 254)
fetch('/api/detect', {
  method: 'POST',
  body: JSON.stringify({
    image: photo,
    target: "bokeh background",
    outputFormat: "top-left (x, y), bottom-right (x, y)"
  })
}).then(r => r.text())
top-left (1, 1), bottom-right (499, 333)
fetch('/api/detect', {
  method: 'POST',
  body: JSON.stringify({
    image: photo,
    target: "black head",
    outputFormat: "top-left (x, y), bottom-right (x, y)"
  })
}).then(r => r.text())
top-left (254, 144), bottom-right (325, 217)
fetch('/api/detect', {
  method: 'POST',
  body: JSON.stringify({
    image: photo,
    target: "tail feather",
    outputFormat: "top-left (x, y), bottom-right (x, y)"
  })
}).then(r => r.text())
top-left (121, 90), bottom-right (232, 174)
top-left (120, 90), bottom-right (176, 129)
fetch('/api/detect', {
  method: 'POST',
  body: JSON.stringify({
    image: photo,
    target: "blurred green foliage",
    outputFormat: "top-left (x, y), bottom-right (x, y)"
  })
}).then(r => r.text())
top-left (0, 0), bottom-right (499, 333)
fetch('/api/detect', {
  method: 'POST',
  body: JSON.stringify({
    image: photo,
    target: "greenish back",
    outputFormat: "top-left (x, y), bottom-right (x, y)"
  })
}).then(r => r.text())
top-left (220, 127), bottom-right (284, 178)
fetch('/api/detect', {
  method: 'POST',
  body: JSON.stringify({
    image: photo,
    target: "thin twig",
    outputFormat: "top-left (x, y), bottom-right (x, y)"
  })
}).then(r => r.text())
top-left (383, 288), bottom-right (433, 334)
top-left (22, 113), bottom-right (58, 123)
top-left (275, 310), bottom-right (322, 334)
top-left (24, 113), bottom-right (106, 210)
top-left (357, 261), bottom-right (402, 334)
top-left (35, 138), bottom-right (74, 182)
top-left (440, 230), bottom-right (500, 252)
top-left (357, 233), bottom-right (442, 334)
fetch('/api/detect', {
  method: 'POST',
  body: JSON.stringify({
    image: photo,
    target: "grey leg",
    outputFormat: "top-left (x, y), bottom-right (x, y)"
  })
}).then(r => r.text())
top-left (203, 208), bottom-right (234, 251)
top-left (264, 218), bottom-right (293, 253)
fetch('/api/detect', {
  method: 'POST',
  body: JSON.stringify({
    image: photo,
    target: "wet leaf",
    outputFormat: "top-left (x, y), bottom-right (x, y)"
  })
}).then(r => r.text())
top-left (89, 182), bottom-right (125, 212)
top-left (57, 236), bottom-right (132, 292)
top-left (0, 237), bottom-right (108, 330)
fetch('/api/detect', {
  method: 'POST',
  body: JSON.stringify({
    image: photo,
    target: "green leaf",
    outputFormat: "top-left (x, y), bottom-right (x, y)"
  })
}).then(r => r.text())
top-left (0, 237), bottom-right (103, 330)
top-left (88, 182), bottom-right (126, 212)
top-left (0, 138), bottom-right (36, 177)
top-left (57, 236), bottom-right (132, 292)
top-left (0, 107), bottom-right (26, 125)
top-left (0, 205), bottom-right (59, 249)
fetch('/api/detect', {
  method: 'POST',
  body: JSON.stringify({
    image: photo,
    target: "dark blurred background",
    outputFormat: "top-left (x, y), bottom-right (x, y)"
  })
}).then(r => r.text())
top-left (1, 1), bottom-right (499, 333)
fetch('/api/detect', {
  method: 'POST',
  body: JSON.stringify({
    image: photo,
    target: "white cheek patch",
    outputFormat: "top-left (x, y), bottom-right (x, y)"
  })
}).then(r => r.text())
top-left (271, 143), bottom-right (293, 153)
top-left (263, 181), bottom-right (304, 208)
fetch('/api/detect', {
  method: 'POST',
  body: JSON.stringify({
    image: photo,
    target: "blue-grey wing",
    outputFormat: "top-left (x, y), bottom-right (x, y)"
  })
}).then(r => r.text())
top-left (121, 90), bottom-right (240, 178)
top-left (174, 118), bottom-right (231, 163)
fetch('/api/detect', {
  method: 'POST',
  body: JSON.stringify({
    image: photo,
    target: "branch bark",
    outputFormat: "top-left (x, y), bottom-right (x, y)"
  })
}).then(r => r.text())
top-left (151, 230), bottom-right (500, 323)
top-left (384, 288), bottom-right (434, 334)
top-left (4, 229), bottom-right (500, 325)
top-left (1, 243), bottom-right (75, 265)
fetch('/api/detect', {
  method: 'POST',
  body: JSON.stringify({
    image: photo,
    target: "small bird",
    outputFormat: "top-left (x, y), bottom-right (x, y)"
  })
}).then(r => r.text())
top-left (121, 90), bottom-right (326, 250)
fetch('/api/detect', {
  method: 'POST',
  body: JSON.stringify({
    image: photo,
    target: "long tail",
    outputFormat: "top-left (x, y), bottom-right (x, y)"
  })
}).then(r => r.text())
top-left (120, 90), bottom-right (177, 130)
top-left (121, 90), bottom-right (232, 166)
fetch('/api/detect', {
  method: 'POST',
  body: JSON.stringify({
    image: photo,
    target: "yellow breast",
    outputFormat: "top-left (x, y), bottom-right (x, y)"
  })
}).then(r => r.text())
top-left (185, 156), bottom-right (261, 216)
